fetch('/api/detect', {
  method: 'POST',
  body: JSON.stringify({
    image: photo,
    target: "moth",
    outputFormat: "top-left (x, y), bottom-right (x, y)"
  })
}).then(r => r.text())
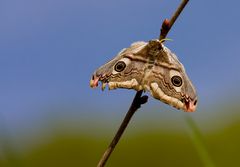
top-left (90, 39), bottom-right (197, 112)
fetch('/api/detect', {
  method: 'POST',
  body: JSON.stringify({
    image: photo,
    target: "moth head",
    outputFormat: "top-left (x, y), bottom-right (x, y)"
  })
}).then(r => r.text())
top-left (149, 44), bottom-right (198, 112)
top-left (90, 42), bottom-right (147, 91)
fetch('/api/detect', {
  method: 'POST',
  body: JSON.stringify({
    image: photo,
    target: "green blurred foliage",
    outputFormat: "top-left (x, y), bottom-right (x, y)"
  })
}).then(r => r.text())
top-left (1, 98), bottom-right (240, 167)
top-left (1, 119), bottom-right (240, 167)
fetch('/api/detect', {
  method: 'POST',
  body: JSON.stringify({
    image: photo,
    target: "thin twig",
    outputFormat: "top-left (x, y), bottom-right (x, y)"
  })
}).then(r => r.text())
top-left (160, 0), bottom-right (189, 40)
top-left (97, 91), bottom-right (147, 167)
top-left (97, 0), bottom-right (190, 166)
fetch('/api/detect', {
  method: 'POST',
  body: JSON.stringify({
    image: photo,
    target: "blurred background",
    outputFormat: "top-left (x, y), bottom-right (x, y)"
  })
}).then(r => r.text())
top-left (0, 0), bottom-right (240, 166)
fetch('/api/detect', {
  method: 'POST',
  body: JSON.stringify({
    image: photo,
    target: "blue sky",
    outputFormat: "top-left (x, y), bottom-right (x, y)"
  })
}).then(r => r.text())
top-left (0, 0), bottom-right (240, 135)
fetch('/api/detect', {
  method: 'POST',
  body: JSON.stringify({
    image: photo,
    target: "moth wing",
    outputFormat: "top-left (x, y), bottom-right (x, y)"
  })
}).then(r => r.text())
top-left (108, 41), bottom-right (149, 91)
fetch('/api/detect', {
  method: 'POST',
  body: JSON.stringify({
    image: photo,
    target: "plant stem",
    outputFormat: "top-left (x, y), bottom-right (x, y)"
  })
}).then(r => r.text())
top-left (97, 91), bottom-right (146, 167)
top-left (160, 0), bottom-right (189, 40)
top-left (97, 0), bottom-right (190, 166)
top-left (185, 115), bottom-right (216, 167)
